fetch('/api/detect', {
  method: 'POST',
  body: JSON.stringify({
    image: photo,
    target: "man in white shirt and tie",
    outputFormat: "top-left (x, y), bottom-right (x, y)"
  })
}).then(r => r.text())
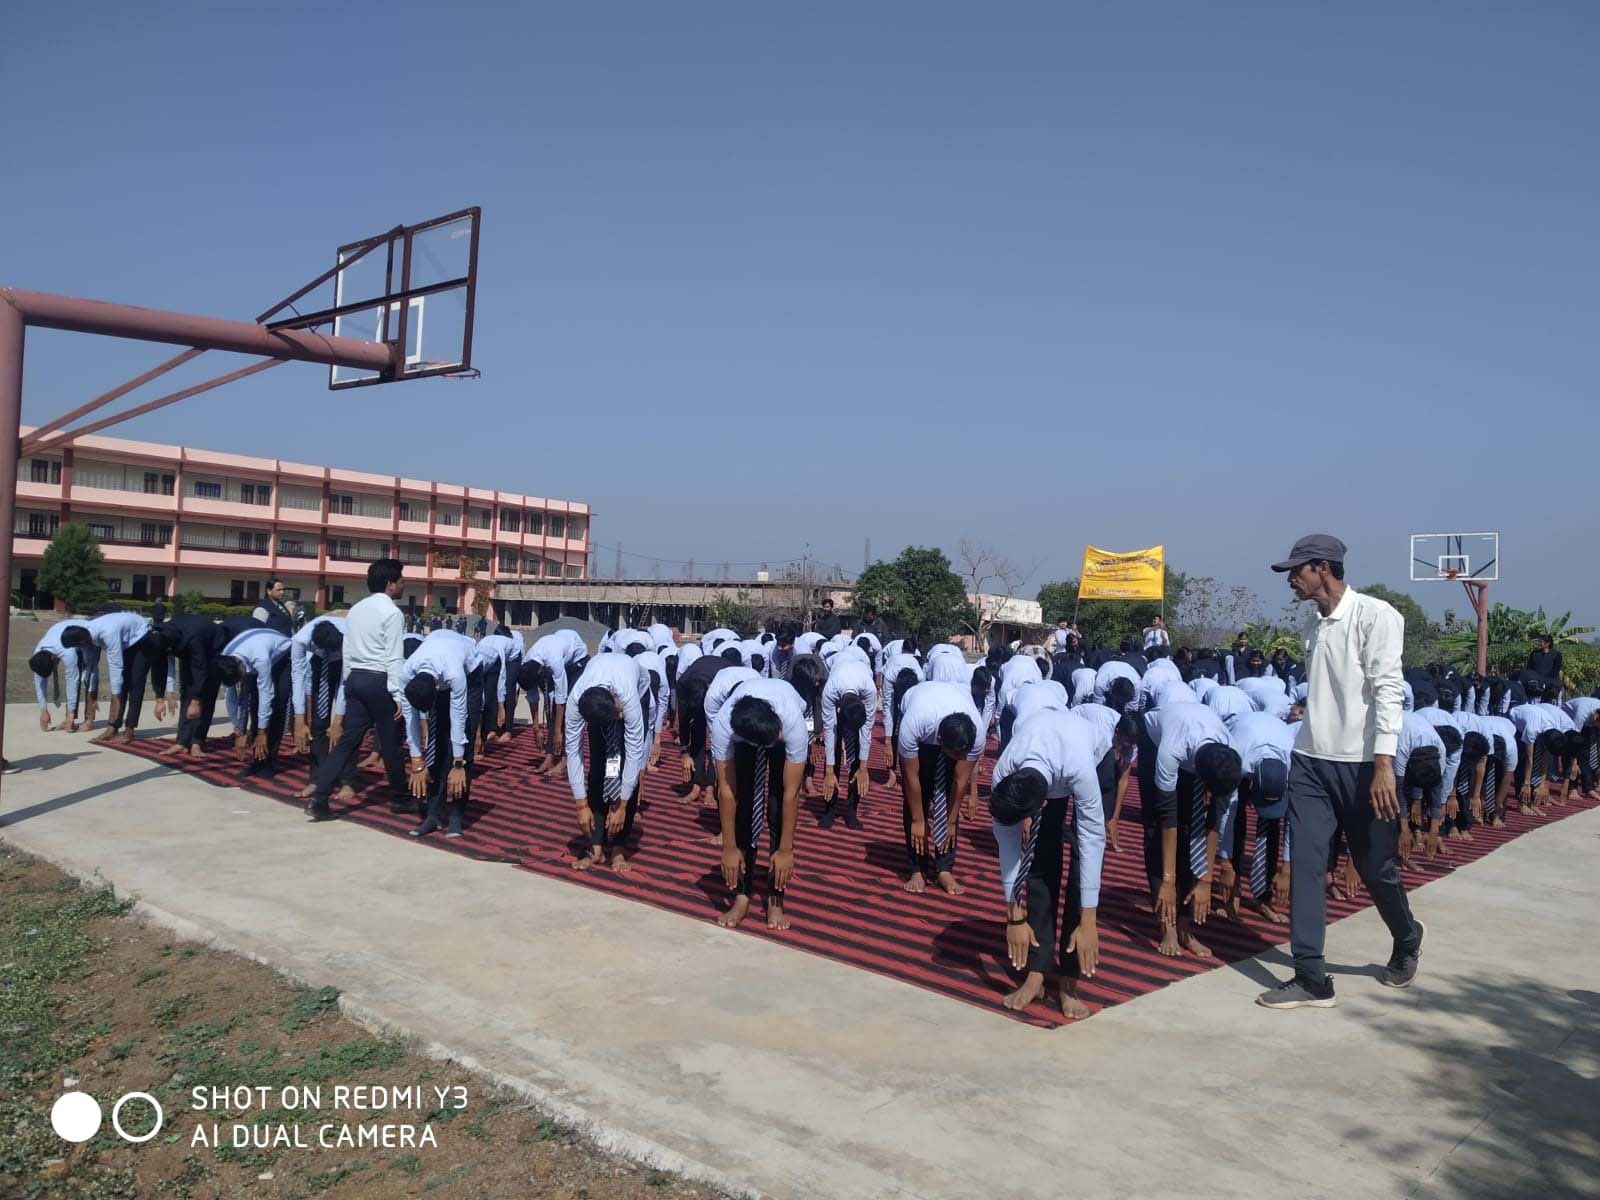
top-left (1258, 535), bottom-right (1424, 1010)
top-left (1142, 615), bottom-right (1171, 652)
top-left (306, 560), bottom-right (410, 821)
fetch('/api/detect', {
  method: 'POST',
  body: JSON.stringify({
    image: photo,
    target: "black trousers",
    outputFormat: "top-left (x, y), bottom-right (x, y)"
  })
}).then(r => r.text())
top-left (733, 741), bottom-right (785, 895)
top-left (1578, 726), bottom-right (1599, 792)
top-left (500, 654), bottom-right (521, 734)
top-left (904, 745), bottom-right (957, 875)
top-left (583, 720), bottom-right (638, 852)
top-left (678, 695), bottom-right (716, 787)
top-left (1228, 777), bottom-right (1286, 898)
top-left (830, 724), bottom-right (863, 805)
top-left (109, 644), bottom-right (153, 730)
top-left (306, 656), bottom-right (356, 786)
top-left (1136, 725), bottom-right (1208, 896)
top-left (998, 704), bottom-right (1017, 753)
top-left (423, 685), bottom-right (475, 808)
top-left (1287, 753), bottom-right (1419, 984)
top-left (1016, 788), bottom-right (1103, 979)
top-left (175, 673), bottom-right (221, 749)
top-left (312, 668), bottom-right (408, 803)
top-left (244, 657), bottom-right (293, 770)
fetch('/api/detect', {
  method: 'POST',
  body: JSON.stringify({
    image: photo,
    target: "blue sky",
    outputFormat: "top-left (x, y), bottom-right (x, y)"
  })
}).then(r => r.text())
top-left (5, 2), bottom-right (1596, 626)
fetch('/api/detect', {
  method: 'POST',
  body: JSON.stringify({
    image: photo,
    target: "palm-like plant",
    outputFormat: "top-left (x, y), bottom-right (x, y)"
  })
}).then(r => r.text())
top-left (1440, 603), bottom-right (1598, 690)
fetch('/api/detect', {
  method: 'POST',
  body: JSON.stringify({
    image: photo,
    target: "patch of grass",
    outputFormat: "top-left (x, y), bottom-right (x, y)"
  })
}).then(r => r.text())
top-left (649, 1173), bottom-right (675, 1187)
top-left (282, 984), bottom-right (340, 1032)
top-left (135, 966), bottom-right (168, 986)
top-left (423, 1164), bottom-right (472, 1193)
top-left (306, 1159), bottom-right (369, 1191)
top-left (465, 1120), bottom-right (496, 1141)
top-left (391, 1153), bottom-right (422, 1174)
top-left (109, 1035), bottom-right (143, 1060)
top-left (153, 993), bottom-right (198, 1028)
top-left (297, 1037), bottom-right (405, 1083)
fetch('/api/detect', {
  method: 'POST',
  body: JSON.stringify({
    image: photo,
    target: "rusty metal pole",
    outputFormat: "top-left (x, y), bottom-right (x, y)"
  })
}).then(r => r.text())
top-left (0, 300), bottom-right (26, 787)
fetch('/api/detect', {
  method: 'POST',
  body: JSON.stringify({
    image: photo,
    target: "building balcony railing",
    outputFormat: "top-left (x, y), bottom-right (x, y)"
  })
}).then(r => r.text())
top-left (277, 547), bottom-right (319, 560)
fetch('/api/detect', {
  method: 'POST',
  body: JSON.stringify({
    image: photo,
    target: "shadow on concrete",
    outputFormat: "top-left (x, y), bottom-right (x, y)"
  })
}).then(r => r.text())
top-left (8, 751), bottom-right (97, 773)
top-left (0, 764), bottom-right (173, 827)
top-left (1339, 971), bottom-right (1600, 1198)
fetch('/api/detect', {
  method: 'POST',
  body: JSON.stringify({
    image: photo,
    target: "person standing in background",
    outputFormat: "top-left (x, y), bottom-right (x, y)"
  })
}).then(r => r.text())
top-left (252, 577), bottom-right (294, 636)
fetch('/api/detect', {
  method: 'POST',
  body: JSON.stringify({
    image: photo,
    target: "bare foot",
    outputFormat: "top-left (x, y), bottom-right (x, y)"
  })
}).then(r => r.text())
top-left (1328, 881), bottom-right (1349, 902)
top-left (359, 752), bottom-right (382, 771)
top-left (1058, 985), bottom-right (1091, 1021)
top-left (334, 785), bottom-right (356, 802)
top-left (609, 850), bottom-right (631, 873)
top-left (1001, 970), bottom-right (1046, 1011)
top-left (708, 831), bottom-right (724, 848)
top-left (935, 871), bottom-right (965, 896)
top-left (1157, 924), bottom-right (1182, 957)
top-left (295, 783), bottom-right (316, 799)
top-left (1488, 816), bottom-right (1506, 829)
top-left (902, 873), bottom-right (927, 894)
top-left (188, 744), bottom-right (206, 758)
top-left (1177, 925), bottom-right (1213, 958)
top-left (765, 896), bottom-right (790, 931)
top-left (1256, 902), bottom-right (1286, 925)
top-left (1222, 889), bottom-right (1241, 921)
top-left (719, 894), bottom-right (751, 928)
top-left (683, 785), bottom-right (702, 805)
top-left (572, 847), bottom-right (603, 872)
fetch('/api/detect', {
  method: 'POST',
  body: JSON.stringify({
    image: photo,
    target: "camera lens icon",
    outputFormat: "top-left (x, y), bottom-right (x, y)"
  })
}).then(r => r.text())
top-left (52, 1091), bottom-right (165, 1144)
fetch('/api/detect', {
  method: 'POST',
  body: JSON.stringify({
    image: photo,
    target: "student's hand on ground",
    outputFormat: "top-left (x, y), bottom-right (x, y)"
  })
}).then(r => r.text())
top-left (961, 793), bottom-right (977, 821)
top-left (1445, 796), bottom-right (1459, 820)
top-left (1156, 879), bottom-right (1177, 927)
top-left (909, 817), bottom-right (927, 856)
top-left (770, 849), bottom-right (795, 891)
top-left (1067, 918), bottom-right (1098, 978)
top-left (1398, 824), bottom-right (1414, 864)
top-left (252, 733), bottom-right (269, 762)
top-left (408, 761), bottom-right (430, 799)
top-left (1105, 817), bottom-right (1120, 852)
top-left (823, 768), bottom-right (837, 798)
top-left (605, 804), bottom-right (626, 836)
top-left (293, 718), bottom-right (310, 754)
top-left (1186, 878), bottom-right (1211, 925)
top-left (1216, 859), bottom-right (1236, 899)
top-left (447, 767), bottom-right (466, 799)
top-left (720, 844), bottom-right (744, 889)
top-left (1271, 866), bottom-right (1290, 911)
top-left (856, 766), bottom-right (871, 798)
top-left (1369, 758), bottom-right (1400, 820)
top-left (328, 716), bottom-right (342, 745)
top-left (575, 803), bottom-right (595, 836)
top-left (1006, 917), bottom-right (1037, 971)
top-left (942, 820), bottom-right (960, 853)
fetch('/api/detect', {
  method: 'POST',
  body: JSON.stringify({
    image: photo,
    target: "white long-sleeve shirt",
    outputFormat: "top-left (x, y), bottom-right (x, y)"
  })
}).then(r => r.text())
top-left (1296, 587), bottom-right (1404, 761)
top-left (821, 658), bottom-right (877, 767)
top-left (704, 665), bottom-right (759, 729)
top-left (993, 712), bottom-right (1106, 906)
top-left (709, 676), bottom-right (810, 766)
top-left (564, 654), bottom-right (650, 800)
top-left (31, 621), bottom-right (94, 709)
top-left (895, 681), bottom-right (984, 763)
top-left (342, 591), bottom-right (405, 705)
top-left (87, 611), bottom-right (151, 695)
top-left (527, 629), bottom-right (588, 705)
top-left (222, 628), bottom-right (292, 723)
top-left (398, 630), bottom-right (472, 758)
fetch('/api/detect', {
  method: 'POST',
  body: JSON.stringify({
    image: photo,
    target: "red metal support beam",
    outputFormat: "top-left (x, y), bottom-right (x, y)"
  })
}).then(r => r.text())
top-left (0, 301), bottom-right (25, 778)
top-left (20, 348), bottom-right (206, 454)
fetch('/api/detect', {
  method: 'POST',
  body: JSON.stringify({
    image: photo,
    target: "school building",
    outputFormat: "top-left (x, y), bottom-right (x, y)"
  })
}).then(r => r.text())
top-left (12, 428), bottom-right (590, 614)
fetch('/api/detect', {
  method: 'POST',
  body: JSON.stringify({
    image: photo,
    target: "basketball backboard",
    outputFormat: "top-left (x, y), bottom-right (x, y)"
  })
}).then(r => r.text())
top-left (259, 208), bottom-right (480, 389)
top-left (1410, 532), bottom-right (1499, 582)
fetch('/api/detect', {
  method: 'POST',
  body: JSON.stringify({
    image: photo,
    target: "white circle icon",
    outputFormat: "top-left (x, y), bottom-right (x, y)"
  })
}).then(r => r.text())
top-left (111, 1092), bottom-right (164, 1144)
top-left (51, 1092), bottom-right (103, 1143)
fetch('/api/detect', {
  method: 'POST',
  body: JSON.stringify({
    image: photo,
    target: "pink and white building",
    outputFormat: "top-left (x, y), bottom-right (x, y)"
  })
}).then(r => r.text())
top-left (13, 427), bottom-right (590, 614)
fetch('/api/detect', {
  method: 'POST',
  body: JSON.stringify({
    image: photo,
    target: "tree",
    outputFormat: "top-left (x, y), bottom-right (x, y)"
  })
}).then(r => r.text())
top-left (456, 554), bottom-right (490, 617)
top-left (705, 590), bottom-right (758, 636)
top-left (955, 539), bottom-right (1037, 646)
top-left (1036, 568), bottom-right (1238, 651)
top-left (852, 547), bottom-right (974, 642)
top-left (36, 522), bottom-right (109, 614)
top-left (1439, 602), bottom-right (1597, 690)
top-left (1358, 583), bottom-right (1447, 667)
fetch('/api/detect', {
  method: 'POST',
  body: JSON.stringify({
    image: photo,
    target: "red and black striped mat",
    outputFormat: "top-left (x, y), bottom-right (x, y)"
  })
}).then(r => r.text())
top-left (109, 727), bottom-right (1596, 1028)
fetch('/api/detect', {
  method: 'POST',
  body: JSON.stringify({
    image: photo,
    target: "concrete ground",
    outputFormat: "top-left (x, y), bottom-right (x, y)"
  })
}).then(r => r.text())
top-left (1, 710), bottom-right (1596, 1200)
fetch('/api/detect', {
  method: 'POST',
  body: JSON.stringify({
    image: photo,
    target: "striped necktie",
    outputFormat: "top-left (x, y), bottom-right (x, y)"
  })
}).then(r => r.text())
top-left (1012, 810), bottom-right (1040, 904)
top-left (1481, 758), bottom-right (1497, 819)
top-left (842, 702), bottom-right (860, 782)
top-left (315, 657), bottom-right (333, 722)
top-left (1280, 817), bottom-right (1292, 864)
top-left (602, 721), bottom-right (623, 808)
top-left (242, 673), bottom-right (259, 737)
top-left (1249, 815), bottom-right (1271, 899)
top-left (750, 748), bottom-right (769, 845)
top-left (929, 756), bottom-right (951, 852)
top-left (1587, 730), bottom-right (1599, 777)
top-left (422, 715), bottom-right (436, 770)
top-left (1189, 777), bottom-right (1208, 879)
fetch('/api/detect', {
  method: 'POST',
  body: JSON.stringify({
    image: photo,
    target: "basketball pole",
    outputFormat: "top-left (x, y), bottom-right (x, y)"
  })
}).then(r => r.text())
top-left (0, 300), bottom-right (25, 777)
top-left (1460, 578), bottom-right (1489, 676)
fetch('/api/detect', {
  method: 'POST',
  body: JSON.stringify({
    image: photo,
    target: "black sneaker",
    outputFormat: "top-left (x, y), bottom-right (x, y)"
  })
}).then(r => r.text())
top-left (304, 800), bottom-right (333, 822)
top-left (1380, 919), bottom-right (1426, 988)
top-left (1256, 974), bottom-right (1336, 1009)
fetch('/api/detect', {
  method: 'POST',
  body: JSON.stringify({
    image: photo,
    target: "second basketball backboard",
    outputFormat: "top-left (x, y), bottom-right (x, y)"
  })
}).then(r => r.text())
top-left (1410, 532), bottom-right (1499, 583)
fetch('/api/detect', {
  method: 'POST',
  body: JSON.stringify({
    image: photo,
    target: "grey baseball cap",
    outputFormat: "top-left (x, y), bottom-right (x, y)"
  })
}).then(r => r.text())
top-left (1271, 533), bottom-right (1347, 573)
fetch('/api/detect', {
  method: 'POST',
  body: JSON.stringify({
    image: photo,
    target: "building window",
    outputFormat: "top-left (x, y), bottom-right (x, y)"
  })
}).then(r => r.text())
top-left (150, 575), bottom-right (166, 598)
top-left (30, 458), bottom-right (61, 485)
top-left (330, 585), bottom-right (345, 606)
top-left (568, 516), bottom-right (587, 540)
top-left (544, 560), bottom-right (562, 578)
top-left (255, 484), bottom-right (271, 505)
top-left (499, 508), bottom-right (520, 532)
top-left (107, 578), bottom-right (122, 594)
top-left (548, 515), bottom-right (566, 539)
top-left (246, 580), bottom-right (260, 601)
top-left (525, 511), bottom-right (543, 535)
top-left (398, 501), bottom-right (416, 522)
top-left (194, 480), bottom-right (222, 499)
top-left (240, 483), bottom-right (256, 505)
top-left (280, 537), bottom-right (304, 557)
top-left (472, 508), bottom-right (491, 529)
top-left (498, 549), bottom-right (518, 573)
top-left (333, 539), bottom-right (353, 560)
top-left (230, 580), bottom-right (245, 603)
top-left (142, 471), bottom-right (174, 495)
top-left (438, 508), bottom-right (459, 526)
top-left (26, 513), bottom-right (51, 538)
top-left (88, 522), bottom-right (116, 541)
top-left (132, 575), bottom-right (149, 600)
top-left (334, 494), bottom-right (354, 515)
top-left (139, 522), bottom-right (170, 546)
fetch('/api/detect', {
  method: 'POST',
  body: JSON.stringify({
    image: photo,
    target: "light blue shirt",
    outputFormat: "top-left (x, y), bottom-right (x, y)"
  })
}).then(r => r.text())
top-left (527, 629), bottom-right (588, 705)
top-left (879, 653), bottom-right (925, 741)
top-left (1142, 702), bottom-right (1232, 795)
top-left (895, 681), bottom-right (984, 763)
top-left (399, 629), bottom-right (472, 759)
top-left (1070, 667), bottom-right (1098, 706)
top-left (222, 628), bottom-right (291, 723)
top-left (1204, 685), bottom-right (1256, 728)
top-left (1092, 660), bottom-right (1141, 706)
top-left (31, 621), bottom-right (95, 709)
top-left (473, 633), bottom-right (518, 701)
top-left (992, 711), bottom-right (1106, 906)
top-left (821, 659), bottom-right (877, 767)
top-left (87, 611), bottom-right (151, 696)
top-left (289, 615), bottom-right (347, 718)
top-left (1011, 679), bottom-right (1070, 727)
top-left (709, 676), bottom-right (810, 766)
top-left (564, 653), bottom-right (650, 800)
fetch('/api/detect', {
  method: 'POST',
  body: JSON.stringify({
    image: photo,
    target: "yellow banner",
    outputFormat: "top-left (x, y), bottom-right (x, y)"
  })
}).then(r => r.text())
top-left (1079, 544), bottom-right (1165, 601)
